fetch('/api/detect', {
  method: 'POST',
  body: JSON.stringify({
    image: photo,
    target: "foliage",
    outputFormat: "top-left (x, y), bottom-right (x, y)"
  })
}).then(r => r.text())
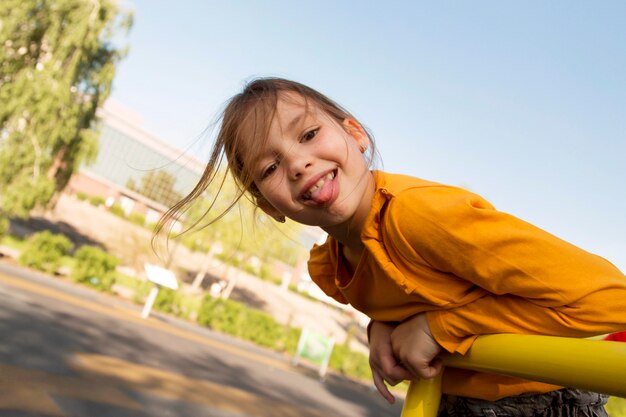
top-left (0, 0), bottom-right (132, 222)
top-left (258, 265), bottom-right (282, 285)
top-left (108, 203), bottom-right (125, 217)
top-left (114, 272), bottom-right (152, 294)
top-left (128, 212), bottom-right (145, 226)
top-left (197, 295), bottom-right (300, 351)
top-left (153, 287), bottom-right (180, 315)
top-left (251, 216), bottom-right (310, 268)
top-left (71, 245), bottom-right (118, 291)
top-left (0, 233), bottom-right (26, 250)
top-left (75, 191), bottom-right (88, 201)
top-left (18, 230), bottom-right (73, 273)
top-left (127, 170), bottom-right (182, 208)
top-left (89, 195), bottom-right (105, 207)
top-left (0, 216), bottom-right (8, 238)
top-left (196, 294), bottom-right (368, 378)
top-left (155, 169), bottom-right (308, 277)
top-left (109, 229), bottom-right (156, 275)
top-left (328, 343), bottom-right (372, 381)
top-left (127, 283), bottom-right (200, 321)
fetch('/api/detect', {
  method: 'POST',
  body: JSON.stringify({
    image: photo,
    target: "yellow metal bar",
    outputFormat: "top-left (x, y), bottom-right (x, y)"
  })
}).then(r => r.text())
top-left (401, 374), bottom-right (442, 417)
top-left (401, 335), bottom-right (626, 417)
top-left (443, 335), bottom-right (626, 397)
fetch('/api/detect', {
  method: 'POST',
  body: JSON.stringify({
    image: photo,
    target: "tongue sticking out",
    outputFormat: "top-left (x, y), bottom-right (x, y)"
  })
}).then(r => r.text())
top-left (304, 172), bottom-right (338, 205)
top-left (309, 179), bottom-right (335, 204)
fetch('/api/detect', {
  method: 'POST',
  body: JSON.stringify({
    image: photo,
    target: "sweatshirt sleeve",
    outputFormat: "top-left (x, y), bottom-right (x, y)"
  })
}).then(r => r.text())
top-left (387, 186), bottom-right (626, 354)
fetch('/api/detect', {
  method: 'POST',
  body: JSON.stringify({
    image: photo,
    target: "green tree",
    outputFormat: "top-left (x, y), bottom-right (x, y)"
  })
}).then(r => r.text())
top-left (0, 0), bottom-right (132, 234)
top-left (127, 170), bottom-right (182, 207)
top-left (253, 215), bottom-right (309, 268)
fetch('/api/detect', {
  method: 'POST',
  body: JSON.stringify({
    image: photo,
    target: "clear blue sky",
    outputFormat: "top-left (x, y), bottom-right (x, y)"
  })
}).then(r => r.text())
top-left (110, 1), bottom-right (626, 271)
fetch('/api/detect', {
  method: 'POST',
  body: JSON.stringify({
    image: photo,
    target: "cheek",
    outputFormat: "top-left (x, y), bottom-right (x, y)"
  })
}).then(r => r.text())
top-left (258, 175), bottom-right (290, 204)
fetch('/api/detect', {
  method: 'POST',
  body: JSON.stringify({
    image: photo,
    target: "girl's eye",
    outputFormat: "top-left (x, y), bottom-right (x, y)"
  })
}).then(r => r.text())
top-left (262, 163), bottom-right (278, 179)
top-left (301, 128), bottom-right (318, 142)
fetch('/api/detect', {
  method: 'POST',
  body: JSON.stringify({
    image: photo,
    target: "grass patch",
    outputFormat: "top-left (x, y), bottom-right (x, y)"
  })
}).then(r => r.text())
top-left (0, 234), bottom-right (26, 251)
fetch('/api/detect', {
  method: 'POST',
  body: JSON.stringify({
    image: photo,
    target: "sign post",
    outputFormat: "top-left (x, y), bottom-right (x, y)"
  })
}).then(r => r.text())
top-left (292, 328), bottom-right (335, 379)
top-left (141, 263), bottom-right (178, 319)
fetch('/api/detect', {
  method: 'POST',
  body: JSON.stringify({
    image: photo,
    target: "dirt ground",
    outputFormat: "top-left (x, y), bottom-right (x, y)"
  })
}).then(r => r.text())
top-left (9, 193), bottom-right (369, 354)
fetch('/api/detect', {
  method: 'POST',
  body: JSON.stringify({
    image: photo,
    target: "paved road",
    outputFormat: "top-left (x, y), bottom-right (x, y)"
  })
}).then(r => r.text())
top-left (0, 262), bottom-right (404, 417)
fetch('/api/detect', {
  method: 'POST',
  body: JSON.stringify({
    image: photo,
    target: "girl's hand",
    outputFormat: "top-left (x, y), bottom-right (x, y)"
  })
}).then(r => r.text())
top-left (391, 314), bottom-right (443, 380)
top-left (368, 320), bottom-right (414, 404)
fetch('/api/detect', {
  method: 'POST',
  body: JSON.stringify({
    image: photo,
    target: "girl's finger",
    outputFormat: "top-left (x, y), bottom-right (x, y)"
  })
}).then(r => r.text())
top-left (372, 369), bottom-right (396, 404)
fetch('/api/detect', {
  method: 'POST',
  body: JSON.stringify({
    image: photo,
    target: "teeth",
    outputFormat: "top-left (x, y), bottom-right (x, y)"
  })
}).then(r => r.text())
top-left (302, 172), bottom-right (334, 200)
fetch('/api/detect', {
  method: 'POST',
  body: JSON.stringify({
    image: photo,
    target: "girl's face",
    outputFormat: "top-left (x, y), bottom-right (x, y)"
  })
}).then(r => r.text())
top-left (252, 94), bottom-right (373, 232)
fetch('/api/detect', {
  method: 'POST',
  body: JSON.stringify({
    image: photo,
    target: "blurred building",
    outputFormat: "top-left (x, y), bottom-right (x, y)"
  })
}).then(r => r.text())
top-left (66, 100), bottom-right (205, 227)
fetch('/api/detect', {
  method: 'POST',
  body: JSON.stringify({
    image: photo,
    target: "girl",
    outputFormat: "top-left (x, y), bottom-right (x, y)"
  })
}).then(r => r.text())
top-left (160, 77), bottom-right (626, 416)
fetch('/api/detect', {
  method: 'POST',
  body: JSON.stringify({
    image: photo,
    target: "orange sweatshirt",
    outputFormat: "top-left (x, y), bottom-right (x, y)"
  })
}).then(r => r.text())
top-left (308, 171), bottom-right (626, 400)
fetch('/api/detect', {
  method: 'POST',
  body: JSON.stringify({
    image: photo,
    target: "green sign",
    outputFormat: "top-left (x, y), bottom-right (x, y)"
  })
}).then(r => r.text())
top-left (293, 329), bottom-right (335, 378)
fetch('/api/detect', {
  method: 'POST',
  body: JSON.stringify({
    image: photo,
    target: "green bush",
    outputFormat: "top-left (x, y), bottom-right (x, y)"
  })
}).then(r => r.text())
top-left (129, 285), bottom-right (201, 321)
top-left (328, 343), bottom-right (372, 381)
top-left (153, 287), bottom-right (180, 314)
top-left (282, 326), bottom-right (303, 355)
top-left (197, 296), bottom-right (299, 351)
top-left (108, 203), bottom-right (125, 218)
top-left (258, 265), bottom-right (282, 285)
top-left (89, 196), bottom-right (105, 207)
top-left (128, 212), bottom-right (146, 226)
top-left (197, 294), bottom-right (370, 379)
top-left (198, 296), bottom-right (246, 333)
top-left (19, 231), bottom-right (73, 273)
top-left (76, 192), bottom-right (88, 201)
top-left (131, 281), bottom-right (156, 304)
top-left (72, 246), bottom-right (119, 292)
top-left (0, 216), bottom-right (9, 239)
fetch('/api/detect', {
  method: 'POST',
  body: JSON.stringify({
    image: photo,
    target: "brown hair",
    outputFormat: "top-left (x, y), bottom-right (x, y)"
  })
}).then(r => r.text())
top-left (155, 77), bottom-right (376, 239)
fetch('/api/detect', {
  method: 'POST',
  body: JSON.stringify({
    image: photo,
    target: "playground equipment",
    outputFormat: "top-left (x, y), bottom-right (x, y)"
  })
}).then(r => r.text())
top-left (401, 334), bottom-right (626, 417)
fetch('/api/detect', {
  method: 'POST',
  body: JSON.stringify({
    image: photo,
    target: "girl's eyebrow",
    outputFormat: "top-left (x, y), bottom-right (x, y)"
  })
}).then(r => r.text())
top-left (286, 112), bottom-right (306, 133)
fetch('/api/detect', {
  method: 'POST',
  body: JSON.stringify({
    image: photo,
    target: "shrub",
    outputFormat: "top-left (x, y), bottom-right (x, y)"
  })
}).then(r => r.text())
top-left (196, 295), bottom-right (368, 379)
top-left (0, 216), bottom-right (9, 239)
top-left (282, 326), bottom-right (302, 355)
top-left (19, 231), bottom-right (73, 273)
top-left (108, 203), bottom-right (125, 218)
top-left (131, 280), bottom-right (156, 304)
top-left (198, 296), bottom-right (245, 333)
top-left (72, 246), bottom-right (119, 292)
top-left (197, 296), bottom-right (298, 351)
top-left (76, 192), bottom-right (88, 201)
top-left (89, 196), bottom-right (105, 207)
top-left (128, 212), bottom-right (146, 226)
top-left (240, 307), bottom-right (286, 348)
top-left (328, 343), bottom-right (372, 381)
top-left (258, 265), bottom-right (282, 285)
top-left (153, 287), bottom-right (180, 314)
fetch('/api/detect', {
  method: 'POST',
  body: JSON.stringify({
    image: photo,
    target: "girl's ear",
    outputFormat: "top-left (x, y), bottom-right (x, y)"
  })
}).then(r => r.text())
top-left (342, 118), bottom-right (369, 153)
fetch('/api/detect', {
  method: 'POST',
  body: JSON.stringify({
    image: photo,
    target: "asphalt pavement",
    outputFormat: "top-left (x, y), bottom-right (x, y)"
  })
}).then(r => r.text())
top-left (0, 261), bottom-right (405, 417)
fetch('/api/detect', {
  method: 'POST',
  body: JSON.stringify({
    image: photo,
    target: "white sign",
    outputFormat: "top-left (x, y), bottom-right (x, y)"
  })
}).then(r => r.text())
top-left (144, 263), bottom-right (178, 290)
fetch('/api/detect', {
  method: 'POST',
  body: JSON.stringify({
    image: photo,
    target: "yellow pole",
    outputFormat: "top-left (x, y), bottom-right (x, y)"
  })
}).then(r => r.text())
top-left (444, 335), bottom-right (626, 397)
top-left (401, 374), bottom-right (442, 417)
top-left (401, 335), bottom-right (626, 417)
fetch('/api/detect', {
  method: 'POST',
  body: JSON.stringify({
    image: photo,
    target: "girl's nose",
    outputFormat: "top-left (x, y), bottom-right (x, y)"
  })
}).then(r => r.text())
top-left (286, 151), bottom-right (313, 180)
